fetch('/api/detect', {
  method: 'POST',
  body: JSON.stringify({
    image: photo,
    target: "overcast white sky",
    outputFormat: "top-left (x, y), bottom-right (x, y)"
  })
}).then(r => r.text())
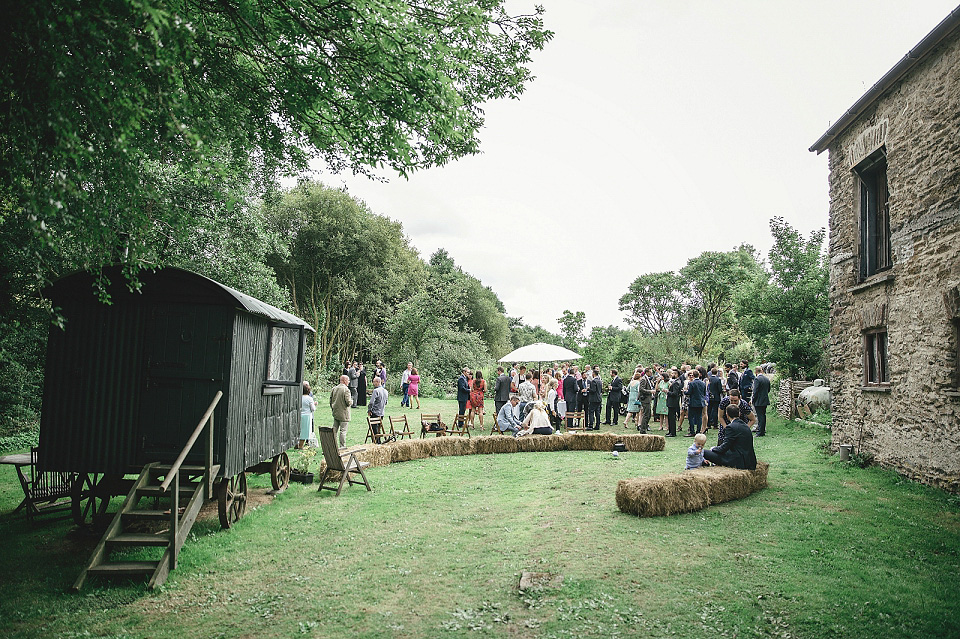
top-left (308, 0), bottom-right (959, 334)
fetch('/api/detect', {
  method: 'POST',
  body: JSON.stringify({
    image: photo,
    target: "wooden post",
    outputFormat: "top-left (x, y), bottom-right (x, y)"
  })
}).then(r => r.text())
top-left (171, 472), bottom-right (179, 571)
top-left (207, 411), bottom-right (215, 501)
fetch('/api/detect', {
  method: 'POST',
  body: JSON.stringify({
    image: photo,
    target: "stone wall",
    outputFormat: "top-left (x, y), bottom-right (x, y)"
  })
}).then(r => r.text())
top-left (825, 27), bottom-right (960, 492)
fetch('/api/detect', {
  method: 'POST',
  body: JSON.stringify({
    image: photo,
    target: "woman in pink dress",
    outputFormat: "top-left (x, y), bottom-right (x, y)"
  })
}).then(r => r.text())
top-left (407, 368), bottom-right (421, 409)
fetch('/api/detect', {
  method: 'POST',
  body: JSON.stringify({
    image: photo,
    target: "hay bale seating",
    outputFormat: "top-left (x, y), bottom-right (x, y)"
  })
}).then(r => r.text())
top-left (615, 462), bottom-right (769, 517)
top-left (315, 432), bottom-right (664, 477)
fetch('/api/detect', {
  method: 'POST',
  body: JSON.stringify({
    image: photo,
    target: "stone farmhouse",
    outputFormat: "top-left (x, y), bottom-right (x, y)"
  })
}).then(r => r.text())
top-left (810, 6), bottom-right (960, 492)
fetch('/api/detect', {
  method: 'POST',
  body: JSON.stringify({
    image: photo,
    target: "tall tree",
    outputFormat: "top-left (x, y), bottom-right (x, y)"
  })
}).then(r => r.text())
top-left (265, 183), bottom-right (424, 375)
top-left (1, 0), bottom-right (553, 294)
top-left (557, 310), bottom-right (586, 351)
top-left (736, 218), bottom-right (829, 378)
top-left (679, 245), bottom-right (762, 357)
top-left (618, 271), bottom-right (684, 334)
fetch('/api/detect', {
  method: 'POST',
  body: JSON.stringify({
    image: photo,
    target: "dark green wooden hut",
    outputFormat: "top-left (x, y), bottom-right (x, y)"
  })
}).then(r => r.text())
top-left (39, 267), bottom-right (313, 478)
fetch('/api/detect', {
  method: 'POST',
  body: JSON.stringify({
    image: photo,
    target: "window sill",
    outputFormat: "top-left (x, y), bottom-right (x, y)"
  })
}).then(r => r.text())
top-left (848, 273), bottom-right (894, 294)
top-left (861, 385), bottom-right (891, 393)
top-left (262, 384), bottom-right (285, 396)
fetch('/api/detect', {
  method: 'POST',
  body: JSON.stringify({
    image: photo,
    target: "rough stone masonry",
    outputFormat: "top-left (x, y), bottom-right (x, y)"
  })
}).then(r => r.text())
top-left (817, 17), bottom-right (960, 492)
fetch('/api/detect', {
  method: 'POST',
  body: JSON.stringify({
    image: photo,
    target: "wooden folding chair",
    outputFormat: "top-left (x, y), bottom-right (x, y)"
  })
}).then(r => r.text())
top-left (365, 416), bottom-right (391, 444)
top-left (389, 415), bottom-right (414, 440)
top-left (566, 411), bottom-right (587, 432)
top-left (420, 413), bottom-right (448, 437)
top-left (19, 448), bottom-right (75, 522)
top-left (316, 427), bottom-right (372, 496)
top-left (448, 414), bottom-right (471, 437)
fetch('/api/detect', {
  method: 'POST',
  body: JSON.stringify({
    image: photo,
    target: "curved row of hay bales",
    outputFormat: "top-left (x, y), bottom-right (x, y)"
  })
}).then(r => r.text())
top-left (615, 462), bottom-right (769, 517)
top-left (320, 432), bottom-right (665, 475)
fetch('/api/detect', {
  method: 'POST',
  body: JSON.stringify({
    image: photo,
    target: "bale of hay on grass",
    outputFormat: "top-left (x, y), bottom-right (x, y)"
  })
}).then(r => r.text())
top-left (429, 435), bottom-right (477, 457)
top-left (353, 443), bottom-right (392, 468)
top-left (616, 473), bottom-right (710, 517)
top-left (565, 432), bottom-right (663, 452)
top-left (474, 435), bottom-right (520, 455)
top-left (622, 434), bottom-right (665, 452)
top-left (388, 438), bottom-right (434, 463)
top-left (516, 433), bottom-right (568, 453)
top-left (616, 462), bottom-right (769, 517)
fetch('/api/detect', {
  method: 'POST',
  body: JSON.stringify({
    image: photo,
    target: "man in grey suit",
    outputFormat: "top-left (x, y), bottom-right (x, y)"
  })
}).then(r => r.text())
top-left (493, 366), bottom-right (511, 417)
top-left (752, 367), bottom-right (771, 437)
top-left (347, 362), bottom-right (360, 407)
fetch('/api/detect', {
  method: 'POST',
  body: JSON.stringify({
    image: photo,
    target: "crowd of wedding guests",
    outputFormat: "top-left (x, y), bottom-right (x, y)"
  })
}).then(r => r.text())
top-left (302, 357), bottom-right (767, 470)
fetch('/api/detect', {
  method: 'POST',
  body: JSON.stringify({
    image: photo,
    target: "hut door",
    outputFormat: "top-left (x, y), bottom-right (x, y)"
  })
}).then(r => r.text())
top-left (139, 304), bottom-right (227, 464)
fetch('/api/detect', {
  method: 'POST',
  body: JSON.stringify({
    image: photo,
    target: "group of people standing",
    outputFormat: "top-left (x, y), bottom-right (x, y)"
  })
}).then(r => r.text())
top-left (340, 360), bottom-right (388, 409)
top-left (479, 360), bottom-right (771, 443)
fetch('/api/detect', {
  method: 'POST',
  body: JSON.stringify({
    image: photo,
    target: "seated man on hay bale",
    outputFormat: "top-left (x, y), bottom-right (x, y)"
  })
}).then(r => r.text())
top-left (703, 405), bottom-right (757, 470)
top-left (496, 395), bottom-right (523, 436)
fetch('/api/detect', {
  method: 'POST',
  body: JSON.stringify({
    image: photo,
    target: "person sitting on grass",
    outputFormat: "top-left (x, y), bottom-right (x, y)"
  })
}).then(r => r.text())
top-left (496, 395), bottom-right (523, 436)
top-left (517, 400), bottom-right (554, 436)
top-left (685, 433), bottom-right (712, 469)
top-left (704, 405), bottom-right (758, 470)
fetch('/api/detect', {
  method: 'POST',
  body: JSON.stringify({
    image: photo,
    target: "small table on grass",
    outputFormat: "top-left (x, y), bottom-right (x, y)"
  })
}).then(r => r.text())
top-left (0, 453), bottom-right (33, 514)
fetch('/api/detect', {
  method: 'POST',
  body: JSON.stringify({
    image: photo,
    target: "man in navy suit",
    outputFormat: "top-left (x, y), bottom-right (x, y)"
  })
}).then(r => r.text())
top-left (704, 405), bottom-right (758, 470)
top-left (706, 365), bottom-right (724, 431)
top-left (563, 368), bottom-right (579, 429)
top-left (738, 359), bottom-right (755, 405)
top-left (752, 367), bottom-right (771, 437)
top-left (685, 370), bottom-right (707, 436)
top-left (457, 367), bottom-right (471, 416)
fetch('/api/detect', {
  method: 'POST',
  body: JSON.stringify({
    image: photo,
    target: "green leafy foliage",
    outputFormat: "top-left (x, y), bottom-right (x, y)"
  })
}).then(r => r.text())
top-left (736, 218), bottom-right (829, 378)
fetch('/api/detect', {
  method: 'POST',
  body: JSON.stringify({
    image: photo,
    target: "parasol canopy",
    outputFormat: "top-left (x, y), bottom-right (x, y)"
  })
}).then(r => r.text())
top-left (498, 342), bottom-right (582, 363)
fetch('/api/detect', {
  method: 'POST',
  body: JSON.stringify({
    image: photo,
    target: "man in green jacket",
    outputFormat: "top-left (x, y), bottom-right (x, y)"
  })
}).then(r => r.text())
top-left (330, 375), bottom-right (353, 448)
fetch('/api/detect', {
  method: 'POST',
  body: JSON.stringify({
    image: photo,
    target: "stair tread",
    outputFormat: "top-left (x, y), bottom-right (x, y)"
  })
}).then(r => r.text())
top-left (152, 464), bottom-right (218, 473)
top-left (87, 561), bottom-right (159, 574)
top-left (123, 509), bottom-right (170, 519)
top-left (137, 485), bottom-right (200, 495)
top-left (108, 533), bottom-right (170, 546)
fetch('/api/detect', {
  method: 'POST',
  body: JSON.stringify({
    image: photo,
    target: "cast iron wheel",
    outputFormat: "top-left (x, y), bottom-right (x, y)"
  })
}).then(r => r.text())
top-left (270, 452), bottom-right (291, 491)
top-left (217, 472), bottom-right (247, 529)
top-left (71, 472), bottom-right (111, 526)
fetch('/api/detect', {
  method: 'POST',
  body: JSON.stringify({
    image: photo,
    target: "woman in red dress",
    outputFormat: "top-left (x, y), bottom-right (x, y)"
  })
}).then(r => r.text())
top-left (467, 370), bottom-right (486, 430)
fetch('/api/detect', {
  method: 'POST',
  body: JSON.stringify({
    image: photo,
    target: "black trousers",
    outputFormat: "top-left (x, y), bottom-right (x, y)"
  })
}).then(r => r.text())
top-left (707, 400), bottom-right (719, 429)
top-left (638, 401), bottom-right (652, 432)
top-left (587, 401), bottom-right (602, 428)
top-left (458, 398), bottom-right (468, 416)
top-left (667, 405), bottom-right (679, 436)
top-left (755, 405), bottom-right (767, 435)
top-left (494, 400), bottom-right (507, 419)
top-left (605, 395), bottom-right (621, 424)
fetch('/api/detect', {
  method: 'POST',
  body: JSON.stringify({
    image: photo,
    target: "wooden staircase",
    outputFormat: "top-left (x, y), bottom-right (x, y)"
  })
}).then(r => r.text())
top-left (72, 462), bottom-right (220, 591)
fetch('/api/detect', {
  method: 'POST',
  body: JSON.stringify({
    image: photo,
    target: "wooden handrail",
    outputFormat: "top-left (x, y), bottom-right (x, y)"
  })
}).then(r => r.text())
top-left (160, 391), bottom-right (222, 492)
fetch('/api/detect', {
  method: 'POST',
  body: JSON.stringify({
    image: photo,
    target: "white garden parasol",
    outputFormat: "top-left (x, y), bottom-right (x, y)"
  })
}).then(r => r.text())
top-left (498, 342), bottom-right (582, 366)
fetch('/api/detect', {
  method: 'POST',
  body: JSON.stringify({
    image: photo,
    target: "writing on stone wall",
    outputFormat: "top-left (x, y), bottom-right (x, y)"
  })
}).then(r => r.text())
top-left (849, 118), bottom-right (888, 167)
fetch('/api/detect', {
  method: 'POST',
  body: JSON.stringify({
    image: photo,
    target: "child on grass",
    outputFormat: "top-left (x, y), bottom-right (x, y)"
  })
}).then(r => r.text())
top-left (685, 432), bottom-right (712, 470)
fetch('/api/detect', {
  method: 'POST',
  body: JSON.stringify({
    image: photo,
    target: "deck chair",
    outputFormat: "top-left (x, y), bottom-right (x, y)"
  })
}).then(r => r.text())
top-left (448, 414), bottom-right (471, 437)
top-left (365, 416), bottom-right (392, 444)
top-left (566, 411), bottom-right (587, 432)
top-left (316, 427), bottom-right (372, 496)
top-left (19, 448), bottom-right (74, 522)
top-left (389, 415), bottom-right (414, 440)
top-left (420, 413), bottom-right (448, 437)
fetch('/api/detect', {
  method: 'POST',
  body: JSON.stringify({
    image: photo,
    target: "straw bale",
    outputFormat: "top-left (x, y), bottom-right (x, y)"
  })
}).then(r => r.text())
top-left (515, 434), bottom-right (568, 453)
top-left (473, 435), bottom-right (520, 455)
top-left (616, 462), bottom-right (769, 517)
top-left (429, 436), bottom-right (477, 457)
top-left (564, 432), bottom-right (664, 452)
top-left (388, 438), bottom-right (434, 463)
top-left (616, 473), bottom-right (709, 517)
top-left (353, 444), bottom-right (392, 468)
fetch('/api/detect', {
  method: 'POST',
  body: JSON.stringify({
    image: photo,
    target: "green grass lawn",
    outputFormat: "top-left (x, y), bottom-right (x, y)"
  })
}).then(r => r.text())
top-left (1, 400), bottom-right (957, 639)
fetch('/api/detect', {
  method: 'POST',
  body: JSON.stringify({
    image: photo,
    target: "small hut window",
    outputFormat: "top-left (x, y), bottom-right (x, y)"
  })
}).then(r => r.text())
top-left (266, 325), bottom-right (303, 385)
top-left (863, 328), bottom-right (889, 386)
